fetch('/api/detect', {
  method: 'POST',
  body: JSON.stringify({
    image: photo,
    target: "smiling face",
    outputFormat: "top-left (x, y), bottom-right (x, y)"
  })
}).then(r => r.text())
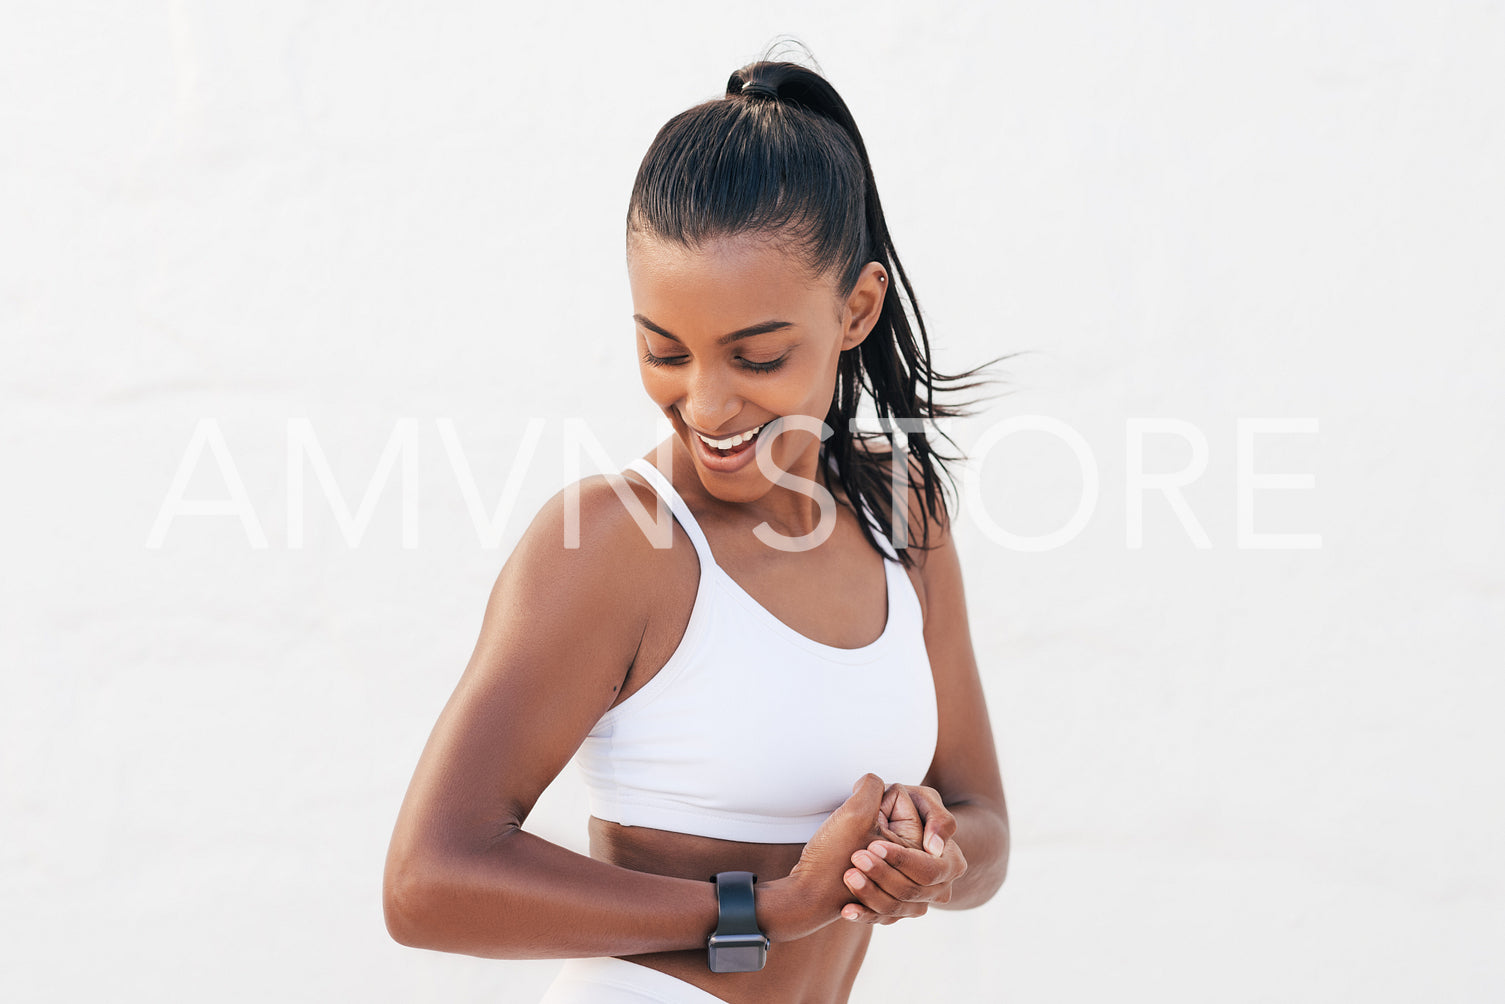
top-left (627, 232), bottom-right (887, 507)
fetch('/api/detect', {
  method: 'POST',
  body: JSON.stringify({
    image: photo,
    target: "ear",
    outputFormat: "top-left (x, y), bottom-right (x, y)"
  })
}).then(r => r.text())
top-left (839, 262), bottom-right (888, 352)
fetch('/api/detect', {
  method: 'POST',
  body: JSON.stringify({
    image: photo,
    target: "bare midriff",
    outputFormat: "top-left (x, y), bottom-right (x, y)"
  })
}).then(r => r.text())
top-left (589, 816), bottom-right (873, 1004)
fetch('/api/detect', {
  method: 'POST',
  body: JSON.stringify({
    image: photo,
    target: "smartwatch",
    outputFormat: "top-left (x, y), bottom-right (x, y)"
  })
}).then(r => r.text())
top-left (706, 871), bottom-right (768, 973)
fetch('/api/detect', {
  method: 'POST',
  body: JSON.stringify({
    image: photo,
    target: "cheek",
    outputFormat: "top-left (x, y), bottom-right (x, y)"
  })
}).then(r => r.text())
top-left (760, 361), bottom-right (840, 425)
top-left (638, 365), bottom-right (679, 407)
top-left (770, 369), bottom-right (842, 446)
top-left (796, 356), bottom-right (842, 411)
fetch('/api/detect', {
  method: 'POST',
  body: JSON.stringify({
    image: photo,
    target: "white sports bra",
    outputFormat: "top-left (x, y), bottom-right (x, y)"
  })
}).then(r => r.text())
top-left (573, 456), bottom-right (939, 844)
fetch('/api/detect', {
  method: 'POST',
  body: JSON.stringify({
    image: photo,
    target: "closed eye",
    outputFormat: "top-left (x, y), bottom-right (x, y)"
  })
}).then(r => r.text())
top-left (739, 355), bottom-right (787, 373)
top-left (641, 350), bottom-right (787, 374)
top-left (641, 350), bottom-right (688, 368)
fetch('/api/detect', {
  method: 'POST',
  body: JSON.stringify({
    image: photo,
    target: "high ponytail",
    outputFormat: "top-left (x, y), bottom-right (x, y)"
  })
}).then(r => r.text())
top-left (628, 43), bottom-right (1017, 568)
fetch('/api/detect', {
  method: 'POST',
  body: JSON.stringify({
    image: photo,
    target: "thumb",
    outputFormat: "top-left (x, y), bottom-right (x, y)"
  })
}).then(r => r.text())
top-left (845, 772), bottom-right (884, 818)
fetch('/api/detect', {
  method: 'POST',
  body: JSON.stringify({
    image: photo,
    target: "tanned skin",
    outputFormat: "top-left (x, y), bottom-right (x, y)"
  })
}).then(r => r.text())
top-left (383, 235), bottom-right (1010, 1003)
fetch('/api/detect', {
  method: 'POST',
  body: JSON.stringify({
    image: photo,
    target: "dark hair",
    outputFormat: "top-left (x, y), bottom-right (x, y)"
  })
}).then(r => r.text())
top-left (625, 44), bottom-right (1018, 568)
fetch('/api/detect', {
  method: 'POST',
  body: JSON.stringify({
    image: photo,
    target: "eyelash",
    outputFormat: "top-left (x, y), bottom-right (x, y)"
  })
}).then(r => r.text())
top-left (641, 351), bottom-right (787, 374)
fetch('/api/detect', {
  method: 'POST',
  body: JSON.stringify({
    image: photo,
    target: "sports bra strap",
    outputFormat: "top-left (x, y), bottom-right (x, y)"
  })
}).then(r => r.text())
top-left (626, 455), bottom-right (901, 565)
top-left (623, 458), bottom-right (718, 568)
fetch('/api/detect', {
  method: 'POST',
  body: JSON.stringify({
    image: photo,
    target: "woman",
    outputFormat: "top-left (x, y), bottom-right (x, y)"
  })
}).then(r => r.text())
top-left (384, 52), bottom-right (1011, 1003)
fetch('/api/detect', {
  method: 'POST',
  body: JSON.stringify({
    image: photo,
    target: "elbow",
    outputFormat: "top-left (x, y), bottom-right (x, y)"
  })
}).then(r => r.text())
top-left (382, 839), bottom-right (533, 959)
top-left (384, 847), bottom-right (465, 952)
top-left (993, 816), bottom-right (1011, 890)
top-left (984, 815), bottom-right (1011, 900)
top-left (988, 844), bottom-right (1010, 901)
top-left (990, 824), bottom-right (1012, 901)
top-left (946, 808), bottom-right (1010, 910)
top-left (383, 854), bottom-right (434, 950)
top-left (958, 857), bottom-right (1009, 910)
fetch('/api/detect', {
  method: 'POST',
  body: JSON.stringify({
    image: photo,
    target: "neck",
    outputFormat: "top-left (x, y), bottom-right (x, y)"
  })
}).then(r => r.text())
top-left (670, 438), bottom-right (839, 547)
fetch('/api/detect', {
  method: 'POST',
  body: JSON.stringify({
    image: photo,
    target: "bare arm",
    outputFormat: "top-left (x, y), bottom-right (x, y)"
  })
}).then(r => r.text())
top-left (916, 498), bottom-right (1010, 909)
top-left (382, 474), bottom-right (881, 958)
top-left (839, 455), bottom-right (1010, 921)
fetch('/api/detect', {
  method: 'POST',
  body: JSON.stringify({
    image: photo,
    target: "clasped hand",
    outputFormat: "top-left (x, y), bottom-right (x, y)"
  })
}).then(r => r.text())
top-left (796, 772), bottom-right (967, 928)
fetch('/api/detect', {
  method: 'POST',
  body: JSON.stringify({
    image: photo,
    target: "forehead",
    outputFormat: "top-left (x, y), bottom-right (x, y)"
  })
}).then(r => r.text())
top-left (627, 233), bottom-right (835, 319)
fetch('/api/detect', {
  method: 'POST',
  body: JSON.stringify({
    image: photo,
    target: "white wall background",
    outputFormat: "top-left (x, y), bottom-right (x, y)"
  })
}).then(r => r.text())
top-left (3, 2), bottom-right (1501, 1001)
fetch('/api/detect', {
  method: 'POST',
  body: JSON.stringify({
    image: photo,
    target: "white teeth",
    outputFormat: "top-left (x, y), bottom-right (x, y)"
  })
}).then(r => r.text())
top-left (697, 422), bottom-right (766, 450)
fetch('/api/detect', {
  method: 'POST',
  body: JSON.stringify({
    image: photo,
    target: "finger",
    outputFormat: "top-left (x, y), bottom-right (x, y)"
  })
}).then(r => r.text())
top-left (891, 786), bottom-right (922, 826)
top-left (850, 848), bottom-right (926, 903)
top-left (881, 785), bottom-right (925, 848)
top-left (840, 896), bottom-right (926, 926)
top-left (911, 790), bottom-right (955, 857)
top-left (909, 786), bottom-right (958, 857)
top-left (843, 866), bottom-right (926, 920)
top-left (872, 837), bottom-right (968, 903)
top-left (838, 773), bottom-right (886, 836)
top-left (876, 783), bottom-right (906, 839)
top-left (840, 902), bottom-right (880, 924)
top-left (875, 806), bottom-right (918, 848)
top-left (875, 816), bottom-right (901, 843)
top-left (848, 774), bottom-right (885, 818)
top-left (864, 839), bottom-right (951, 886)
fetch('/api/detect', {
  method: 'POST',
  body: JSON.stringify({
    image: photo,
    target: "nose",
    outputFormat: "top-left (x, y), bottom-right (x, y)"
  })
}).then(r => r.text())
top-left (680, 362), bottom-right (742, 435)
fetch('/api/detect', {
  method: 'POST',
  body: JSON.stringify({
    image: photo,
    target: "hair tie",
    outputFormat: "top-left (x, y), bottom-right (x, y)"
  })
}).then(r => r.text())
top-left (741, 81), bottom-right (779, 101)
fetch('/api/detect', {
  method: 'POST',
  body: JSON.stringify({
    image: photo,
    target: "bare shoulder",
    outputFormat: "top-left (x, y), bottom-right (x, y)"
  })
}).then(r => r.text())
top-left (515, 470), bottom-right (671, 565)
top-left (386, 471), bottom-right (677, 865)
top-left (497, 469), bottom-right (669, 615)
top-left (475, 471), bottom-right (672, 699)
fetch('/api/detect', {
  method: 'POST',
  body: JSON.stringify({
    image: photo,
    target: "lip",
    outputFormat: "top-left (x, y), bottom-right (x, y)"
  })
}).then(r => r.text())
top-left (685, 420), bottom-right (768, 444)
top-left (691, 428), bottom-right (761, 473)
top-left (683, 417), bottom-right (771, 474)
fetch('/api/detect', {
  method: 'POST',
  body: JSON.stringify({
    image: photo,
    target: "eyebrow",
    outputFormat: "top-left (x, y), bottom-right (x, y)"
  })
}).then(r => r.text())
top-left (633, 314), bottom-right (793, 346)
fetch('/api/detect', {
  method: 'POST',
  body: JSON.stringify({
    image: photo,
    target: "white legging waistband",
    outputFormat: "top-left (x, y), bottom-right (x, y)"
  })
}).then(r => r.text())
top-left (537, 957), bottom-right (731, 1004)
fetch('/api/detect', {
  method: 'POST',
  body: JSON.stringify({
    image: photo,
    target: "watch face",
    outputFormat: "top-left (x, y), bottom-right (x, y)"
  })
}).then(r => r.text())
top-left (709, 943), bottom-right (765, 973)
top-left (708, 933), bottom-right (768, 973)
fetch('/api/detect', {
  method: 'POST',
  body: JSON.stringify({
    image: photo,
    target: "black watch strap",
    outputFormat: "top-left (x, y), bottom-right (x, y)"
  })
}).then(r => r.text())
top-left (712, 871), bottom-right (760, 937)
top-left (707, 870), bottom-right (767, 973)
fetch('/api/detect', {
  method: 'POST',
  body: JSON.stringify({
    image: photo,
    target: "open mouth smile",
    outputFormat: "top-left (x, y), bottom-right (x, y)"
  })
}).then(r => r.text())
top-left (694, 422), bottom-right (768, 451)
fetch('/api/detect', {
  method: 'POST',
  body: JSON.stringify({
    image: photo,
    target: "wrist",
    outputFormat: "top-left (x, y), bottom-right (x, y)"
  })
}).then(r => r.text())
top-left (757, 875), bottom-right (835, 943)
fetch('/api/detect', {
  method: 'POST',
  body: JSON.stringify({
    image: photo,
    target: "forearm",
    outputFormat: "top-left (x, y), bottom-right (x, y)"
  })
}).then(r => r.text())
top-left (940, 799), bottom-right (1009, 910)
top-left (384, 827), bottom-right (823, 959)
